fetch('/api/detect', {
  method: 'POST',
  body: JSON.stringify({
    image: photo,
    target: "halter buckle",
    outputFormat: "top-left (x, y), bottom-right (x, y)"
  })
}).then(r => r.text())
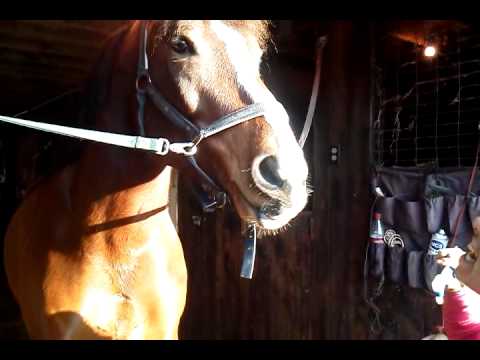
top-left (214, 191), bottom-right (227, 209)
top-left (240, 223), bottom-right (257, 279)
top-left (154, 138), bottom-right (170, 155)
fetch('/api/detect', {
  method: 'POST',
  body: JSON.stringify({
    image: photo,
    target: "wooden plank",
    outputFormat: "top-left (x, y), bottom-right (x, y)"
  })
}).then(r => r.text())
top-left (0, 21), bottom-right (126, 49)
top-left (310, 21), bottom-right (333, 340)
top-left (308, 21), bottom-right (373, 340)
top-left (0, 51), bottom-right (93, 74)
top-left (0, 65), bottom-right (83, 90)
top-left (0, 21), bottom-right (125, 50)
top-left (0, 41), bottom-right (96, 64)
top-left (1, 20), bottom-right (126, 36)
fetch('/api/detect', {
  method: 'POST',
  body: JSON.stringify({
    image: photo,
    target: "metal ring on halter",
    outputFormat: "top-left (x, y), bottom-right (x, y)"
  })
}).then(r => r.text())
top-left (214, 191), bottom-right (227, 208)
top-left (178, 131), bottom-right (204, 155)
top-left (136, 72), bottom-right (150, 93)
top-left (191, 131), bottom-right (205, 147)
top-left (169, 142), bottom-right (198, 156)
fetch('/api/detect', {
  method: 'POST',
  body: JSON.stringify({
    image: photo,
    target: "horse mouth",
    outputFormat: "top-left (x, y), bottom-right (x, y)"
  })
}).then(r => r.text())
top-left (232, 183), bottom-right (297, 233)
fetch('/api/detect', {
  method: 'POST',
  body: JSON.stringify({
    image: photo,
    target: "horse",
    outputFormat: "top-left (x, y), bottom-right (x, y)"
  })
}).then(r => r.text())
top-left (3, 20), bottom-right (309, 339)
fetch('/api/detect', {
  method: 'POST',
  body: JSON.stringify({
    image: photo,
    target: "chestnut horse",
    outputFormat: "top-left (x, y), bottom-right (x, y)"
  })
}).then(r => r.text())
top-left (3, 20), bottom-right (309, 339)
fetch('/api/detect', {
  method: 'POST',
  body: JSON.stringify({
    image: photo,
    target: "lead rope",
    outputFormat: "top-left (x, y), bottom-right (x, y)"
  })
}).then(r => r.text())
top-left (298, 36), bottom-right (327, 149)
top-left (239, 35), bottom-right (327, 279)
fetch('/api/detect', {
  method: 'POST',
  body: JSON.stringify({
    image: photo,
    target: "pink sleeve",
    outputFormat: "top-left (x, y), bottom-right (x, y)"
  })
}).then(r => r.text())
top-left (443, 287), bottom-right (480, 340)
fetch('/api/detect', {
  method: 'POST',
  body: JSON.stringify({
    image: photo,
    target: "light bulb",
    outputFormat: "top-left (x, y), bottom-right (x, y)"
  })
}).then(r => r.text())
top-left (424, 45), bottom-right (436, 57)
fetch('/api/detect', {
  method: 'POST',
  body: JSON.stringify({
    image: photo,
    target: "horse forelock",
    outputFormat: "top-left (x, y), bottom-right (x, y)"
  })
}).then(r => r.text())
top-left (150, 20), bottom-right (272, 50)
top-left (81, 20), bottom-right (273, 129)
top-left (222, 20), bottom-right (272, 50)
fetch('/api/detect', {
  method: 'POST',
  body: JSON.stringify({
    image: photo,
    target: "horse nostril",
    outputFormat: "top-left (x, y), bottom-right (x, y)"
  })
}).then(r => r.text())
top-left (258, 155), bottom-right (285, 189)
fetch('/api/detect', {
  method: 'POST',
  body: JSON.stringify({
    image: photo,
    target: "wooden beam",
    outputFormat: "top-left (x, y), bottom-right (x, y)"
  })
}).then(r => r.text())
top-left (0, 22), bottom-right (117, 53)
top-left (0, 51), bottom-right (91, 75)
top-left (1, 20), bottom-right (126, 38)
top-left (0, 40), bottom-right (98, 64)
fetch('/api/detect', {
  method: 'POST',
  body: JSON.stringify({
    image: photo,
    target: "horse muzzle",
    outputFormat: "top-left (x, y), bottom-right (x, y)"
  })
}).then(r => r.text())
top-left (248, 153), bottom-right (309, 231)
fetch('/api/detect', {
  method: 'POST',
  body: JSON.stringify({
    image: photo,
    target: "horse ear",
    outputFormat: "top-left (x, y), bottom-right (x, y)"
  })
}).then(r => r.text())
top-left (129, 20), bottom-right (141, 29)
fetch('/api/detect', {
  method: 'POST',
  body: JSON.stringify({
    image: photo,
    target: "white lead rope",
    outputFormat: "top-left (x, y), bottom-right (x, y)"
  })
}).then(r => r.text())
top-left (0, 114), bottom-right (198, 156)
top-left (298, 36), bottom-right (327, 149)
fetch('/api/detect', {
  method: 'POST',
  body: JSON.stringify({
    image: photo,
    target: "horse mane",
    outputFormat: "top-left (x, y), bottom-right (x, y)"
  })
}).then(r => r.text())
top-left (154, 20), bottom-right (272, 51)
top-left (16, 24), bottom-right (132, 200)
top-left (224, 20), bottom-right (272, 50)
top-left (80, 24), bottom-right (130, 128)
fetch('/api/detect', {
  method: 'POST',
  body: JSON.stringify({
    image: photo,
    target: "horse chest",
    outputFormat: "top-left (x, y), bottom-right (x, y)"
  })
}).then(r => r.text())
top-left (70, 288), bottom-right (142, 339)
top-left (50, 238), bottom-right (187, 339)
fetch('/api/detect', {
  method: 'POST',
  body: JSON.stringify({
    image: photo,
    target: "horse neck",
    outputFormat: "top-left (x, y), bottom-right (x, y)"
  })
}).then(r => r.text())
top-left (77, 21), bottom-right (172, 213)
top-left (70, 21), bottom-right (177, 247)
top-left (78, 143), bottom-right (172, 205)
top-left (75, 95), bottom-right (173, 235)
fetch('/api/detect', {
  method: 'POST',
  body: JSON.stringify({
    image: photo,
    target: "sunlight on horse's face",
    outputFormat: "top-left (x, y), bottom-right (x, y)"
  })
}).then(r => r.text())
top-left (149, 20), bottom-right (309, 232)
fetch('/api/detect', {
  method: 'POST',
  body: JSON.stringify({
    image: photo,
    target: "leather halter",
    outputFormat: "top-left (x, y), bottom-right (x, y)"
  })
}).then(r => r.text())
top-left (136, 21), bottom-right (267, 210)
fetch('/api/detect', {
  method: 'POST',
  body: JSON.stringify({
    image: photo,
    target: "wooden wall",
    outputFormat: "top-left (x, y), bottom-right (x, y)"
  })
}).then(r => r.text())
top-left (0, 21), bottom-right (126, 114)
top-left (0, 20), bottom-right (443, 340)
top-left (178, 21), bottom-right (376, 340)
top-left (310, 21), bottom-right (372, 339)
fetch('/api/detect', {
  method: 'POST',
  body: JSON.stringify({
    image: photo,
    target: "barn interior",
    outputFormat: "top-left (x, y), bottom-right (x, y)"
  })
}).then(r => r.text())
top-left (0, 20), bottom-right (477, 340)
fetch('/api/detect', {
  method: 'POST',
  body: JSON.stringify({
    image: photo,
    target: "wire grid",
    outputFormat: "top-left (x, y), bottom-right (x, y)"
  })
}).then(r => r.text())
top-left (373, 25), bottom-right (480, 168)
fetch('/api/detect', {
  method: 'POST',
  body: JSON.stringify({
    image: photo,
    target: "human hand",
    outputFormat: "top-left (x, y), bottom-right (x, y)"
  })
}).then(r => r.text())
top-left (436, 247), bottom-right (466, 269)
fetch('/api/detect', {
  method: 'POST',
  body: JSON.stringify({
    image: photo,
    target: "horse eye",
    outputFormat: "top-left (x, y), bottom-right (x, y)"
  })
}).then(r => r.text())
top-left (171, 36), bottom-right (193, 55)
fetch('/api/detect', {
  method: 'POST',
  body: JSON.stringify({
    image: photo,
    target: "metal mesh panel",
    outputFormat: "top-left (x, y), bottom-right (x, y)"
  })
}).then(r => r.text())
top-left (373, 23), bottom-right (480, 168)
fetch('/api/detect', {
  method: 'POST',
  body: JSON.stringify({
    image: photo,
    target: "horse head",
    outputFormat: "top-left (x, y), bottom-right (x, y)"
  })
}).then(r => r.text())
top-left (117, 20), bottom-right (310, 233)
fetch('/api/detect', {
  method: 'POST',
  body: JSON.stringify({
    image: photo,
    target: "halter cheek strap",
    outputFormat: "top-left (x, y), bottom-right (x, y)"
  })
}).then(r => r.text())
top-left (135, 21), bottom-right (266, 216)
top-left (136, 22), bottom-right (266, 153)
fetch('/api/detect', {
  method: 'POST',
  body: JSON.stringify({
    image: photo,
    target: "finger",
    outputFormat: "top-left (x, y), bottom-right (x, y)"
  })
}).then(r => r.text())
top-left (436, 258), bottom-right (455, 267)
top-left (437, 248), bottom-right (465, 262)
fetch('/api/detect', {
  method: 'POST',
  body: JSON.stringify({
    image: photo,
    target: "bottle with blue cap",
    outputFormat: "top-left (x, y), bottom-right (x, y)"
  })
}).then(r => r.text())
top-left (427, 228), bottom-right (450, 303)
top-left (428, 229), bottom-right (449, 256)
